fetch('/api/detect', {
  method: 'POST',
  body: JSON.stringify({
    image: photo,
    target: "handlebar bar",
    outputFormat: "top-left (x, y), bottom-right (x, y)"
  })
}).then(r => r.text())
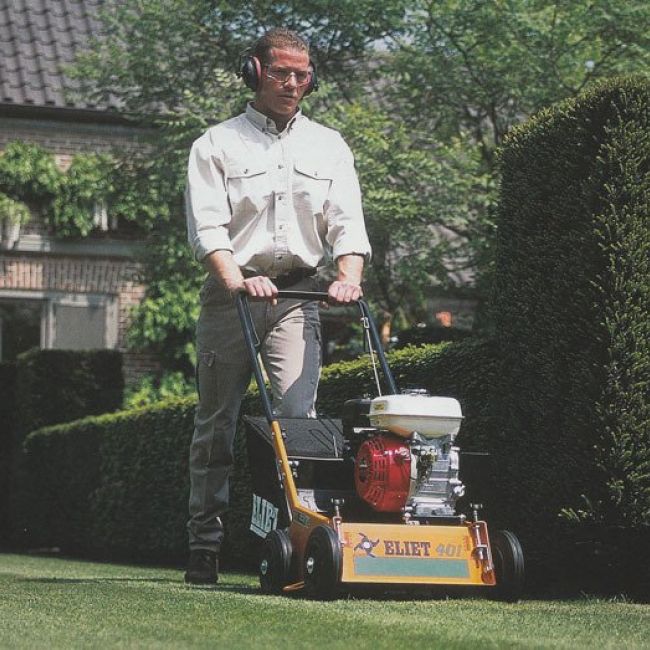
top-left (242, 290), bottom-right (356, 303)
top-left (275, 290), bottom-right (330, 301)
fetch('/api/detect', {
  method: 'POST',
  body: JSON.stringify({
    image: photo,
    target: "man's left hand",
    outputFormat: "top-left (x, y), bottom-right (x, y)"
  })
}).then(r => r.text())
top-left (328, 280), bottom-right (363, 304)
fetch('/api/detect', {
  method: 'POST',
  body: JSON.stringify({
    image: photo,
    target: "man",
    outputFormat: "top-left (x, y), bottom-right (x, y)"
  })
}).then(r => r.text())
top-left (184, 27), bottom-right (371, 584)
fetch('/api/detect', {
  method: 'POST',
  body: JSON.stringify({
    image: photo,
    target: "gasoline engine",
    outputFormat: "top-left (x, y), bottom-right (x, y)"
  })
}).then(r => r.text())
top-left (343, 392), bottom-right (466, 520)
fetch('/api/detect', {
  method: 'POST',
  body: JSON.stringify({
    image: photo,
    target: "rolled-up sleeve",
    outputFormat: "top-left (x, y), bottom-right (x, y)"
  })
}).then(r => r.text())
top-left (185, 133), bottom-right (233, 262)
top-left (325, 137), bottom-right (372, 262)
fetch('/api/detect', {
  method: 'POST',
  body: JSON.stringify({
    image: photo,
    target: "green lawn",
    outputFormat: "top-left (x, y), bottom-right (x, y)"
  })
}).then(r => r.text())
top-left (1, 553), bottom-right (648, 649)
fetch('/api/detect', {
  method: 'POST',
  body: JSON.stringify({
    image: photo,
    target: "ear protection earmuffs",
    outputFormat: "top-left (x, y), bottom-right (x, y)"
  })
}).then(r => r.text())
top-left (239, 55), bottom-right (319, 96)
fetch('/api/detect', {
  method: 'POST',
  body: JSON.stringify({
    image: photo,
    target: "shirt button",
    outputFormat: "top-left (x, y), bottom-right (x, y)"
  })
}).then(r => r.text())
top-left (278, 164), bottom-right (284, 169)
top-left (278, 196), bottom-right (283, 201)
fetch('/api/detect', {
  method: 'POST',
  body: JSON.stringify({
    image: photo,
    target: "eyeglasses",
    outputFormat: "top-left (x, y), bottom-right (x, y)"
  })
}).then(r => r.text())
top-left (264, 66), bottom-right (312, 86)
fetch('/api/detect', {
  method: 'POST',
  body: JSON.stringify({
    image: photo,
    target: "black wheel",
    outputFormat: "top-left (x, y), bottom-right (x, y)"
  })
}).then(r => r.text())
top-left (303, 525), bottom-right (342, 600)
top-left (259, 529), bottom-right (292, 594)
top-left (491, 529), bottom-right (525, 602)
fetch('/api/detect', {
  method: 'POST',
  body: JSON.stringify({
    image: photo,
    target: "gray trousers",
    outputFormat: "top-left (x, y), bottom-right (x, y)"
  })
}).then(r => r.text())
top-left (187, 275), bottom-right (321, 552)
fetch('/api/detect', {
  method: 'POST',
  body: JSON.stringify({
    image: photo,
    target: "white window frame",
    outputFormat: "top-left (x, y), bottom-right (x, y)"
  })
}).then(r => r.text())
top-left (0, 289), bottom-right (118, 352)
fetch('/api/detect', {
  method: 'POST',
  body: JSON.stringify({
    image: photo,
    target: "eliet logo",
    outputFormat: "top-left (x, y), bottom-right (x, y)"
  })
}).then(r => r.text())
top-left (383, 539), bottom-right (433, 557)
top-left (353, 533), bottom-right (380, 557)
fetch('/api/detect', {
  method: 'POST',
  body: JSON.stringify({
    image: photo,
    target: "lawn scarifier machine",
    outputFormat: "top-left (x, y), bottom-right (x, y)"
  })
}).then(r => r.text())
top-left (237, 290), bottom-right (525, 600)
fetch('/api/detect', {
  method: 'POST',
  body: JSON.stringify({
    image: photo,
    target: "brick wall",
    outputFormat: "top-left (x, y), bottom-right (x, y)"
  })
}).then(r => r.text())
top-left (122, 351), bottom-right (163, 387)
top-left (0, 115), bottom-right (145, 170)
top-left (0, 113), bottom-right (160, 385)
top-left (1, 254), bottom-right (142, 347)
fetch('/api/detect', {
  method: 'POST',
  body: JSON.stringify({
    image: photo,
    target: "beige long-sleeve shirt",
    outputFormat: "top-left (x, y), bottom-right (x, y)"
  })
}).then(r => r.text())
top-left (185, 104), bottom-right (371, 277)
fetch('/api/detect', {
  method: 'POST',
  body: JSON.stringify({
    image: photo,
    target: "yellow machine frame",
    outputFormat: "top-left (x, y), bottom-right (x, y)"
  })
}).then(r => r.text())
top-left (237, 291), bottom-right (520, 598)
top-left (269, 419), bottom-right (496, 591)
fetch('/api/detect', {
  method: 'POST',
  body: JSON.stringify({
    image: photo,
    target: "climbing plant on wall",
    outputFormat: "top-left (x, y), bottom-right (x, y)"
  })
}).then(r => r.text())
top-left (0, 140), bottom-right (162, 237)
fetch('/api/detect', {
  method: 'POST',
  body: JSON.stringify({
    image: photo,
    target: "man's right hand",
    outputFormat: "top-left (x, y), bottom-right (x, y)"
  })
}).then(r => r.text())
top-left (203, 251), bottom-right (278, 304)
top-left (242, 276), bottom-right (278, 303)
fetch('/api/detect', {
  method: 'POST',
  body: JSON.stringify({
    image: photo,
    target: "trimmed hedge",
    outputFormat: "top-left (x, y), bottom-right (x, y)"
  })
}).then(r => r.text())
top-left (14, 349), bottom-right (124, 442)
top-left (492, 76), bottom-right (650, 594)
top-left (7, 348), bottom-right (124, 549)
top-left (0, 362), bottom-right (16, 546)
top-left (22, 338), bottom-right (498, 567)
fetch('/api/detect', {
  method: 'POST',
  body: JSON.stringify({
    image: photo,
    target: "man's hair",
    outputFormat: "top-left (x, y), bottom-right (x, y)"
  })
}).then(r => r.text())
top-left (252, 28), bottom-right (309, 65)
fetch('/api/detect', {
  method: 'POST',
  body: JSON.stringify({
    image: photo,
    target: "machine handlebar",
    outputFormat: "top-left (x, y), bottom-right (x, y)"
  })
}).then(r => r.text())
top-left (235, 289), bottom-right (398, 422)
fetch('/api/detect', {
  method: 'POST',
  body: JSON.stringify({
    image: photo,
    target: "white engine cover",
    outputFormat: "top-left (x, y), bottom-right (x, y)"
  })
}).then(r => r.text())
top-left (368, 394), bottom-right (463, 439)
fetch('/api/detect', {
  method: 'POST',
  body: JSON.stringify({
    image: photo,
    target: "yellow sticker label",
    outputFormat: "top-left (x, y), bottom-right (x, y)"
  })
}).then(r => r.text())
top-left (338, 522), bottom-right (489, 586)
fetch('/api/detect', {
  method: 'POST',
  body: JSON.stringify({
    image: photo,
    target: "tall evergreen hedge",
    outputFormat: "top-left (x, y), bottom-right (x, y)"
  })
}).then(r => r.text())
top-left (0, 361), bottom-right (16, 546)
top-left (14, 349), bottom-right (124, 441)
top-left (22, 339), bottom-right (498, 567)
top-left (492, 76), bottom-right (650, 593)
top-left (7, 349), bottom-right (124, 549)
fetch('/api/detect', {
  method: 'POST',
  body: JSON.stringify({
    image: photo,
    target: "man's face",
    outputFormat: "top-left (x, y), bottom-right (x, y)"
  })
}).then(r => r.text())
top-left (254, 47), bottom-right (311, 126)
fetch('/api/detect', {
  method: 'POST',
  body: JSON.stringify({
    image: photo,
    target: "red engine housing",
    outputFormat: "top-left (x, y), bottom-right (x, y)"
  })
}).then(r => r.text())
top-left (354, 434), bottom-right (411, 512)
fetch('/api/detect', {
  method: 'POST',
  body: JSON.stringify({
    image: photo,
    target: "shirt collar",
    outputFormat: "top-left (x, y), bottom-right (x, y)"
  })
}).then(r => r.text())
top-left (245, 102), bottom-right (303, 135)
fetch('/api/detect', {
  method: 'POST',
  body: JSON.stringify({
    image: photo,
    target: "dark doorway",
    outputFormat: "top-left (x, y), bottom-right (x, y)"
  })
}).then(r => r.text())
top-left (0, 300), bottom-right (42, 361)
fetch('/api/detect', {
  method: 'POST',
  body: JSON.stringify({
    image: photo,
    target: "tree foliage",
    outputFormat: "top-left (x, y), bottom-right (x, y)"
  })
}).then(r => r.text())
top-left (386, 0), bottom-right (650, 161)
top-left (70, 0), bottom-right (650, 370)
top-left (0, 192), bottom-right (31, 226)
top-left (0, 141), bottom-right (171, 238)
top-left (322, 102), bottom-right (492, 322)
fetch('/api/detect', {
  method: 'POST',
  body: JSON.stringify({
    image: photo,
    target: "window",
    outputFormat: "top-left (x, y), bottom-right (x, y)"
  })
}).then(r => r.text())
top-left (0, 292), bottom-right (118, 360)
top-left (46, 293), bottom-right (118, 350)
top-left (52, 302), bottom-right (107, 349)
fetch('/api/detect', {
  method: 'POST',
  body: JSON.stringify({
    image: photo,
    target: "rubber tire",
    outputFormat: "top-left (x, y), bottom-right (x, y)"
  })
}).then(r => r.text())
top-left (303, 525), bottom-right (342, 600)
top-left (491, 529), bottom-right (525, 602)
top-left (259, 529), bottom-right (292, 595)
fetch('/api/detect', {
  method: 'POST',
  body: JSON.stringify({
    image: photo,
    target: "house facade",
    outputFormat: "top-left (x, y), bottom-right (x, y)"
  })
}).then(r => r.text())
top-left (0, 0), bottom-right (157, 382)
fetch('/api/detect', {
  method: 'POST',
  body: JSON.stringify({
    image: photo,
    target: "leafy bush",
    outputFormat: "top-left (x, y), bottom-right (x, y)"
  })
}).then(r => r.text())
top-left (0, 141), bottom-right (61, 202)
top-left (0, 192), bottom-right (31, 226)
top-left (492, 75), bottom-right (650, 594)
top-left (123, 371), bottom-right (195, 410)
top-left (0, 140), bottom-right (162, 238)
top-left (51, 154), bottom-right (115, 237)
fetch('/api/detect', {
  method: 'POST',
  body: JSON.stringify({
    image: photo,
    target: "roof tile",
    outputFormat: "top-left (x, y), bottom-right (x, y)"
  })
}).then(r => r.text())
top-left (0, 0), bottom-right (113, 113)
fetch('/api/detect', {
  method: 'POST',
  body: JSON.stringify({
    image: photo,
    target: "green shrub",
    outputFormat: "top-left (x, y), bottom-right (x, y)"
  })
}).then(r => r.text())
top-left (0, 362), bottom-right (16, 547)
top-left (89, 401), bottom-right (196, 563)
top-left (493, 75), bottom-right (650, 593)
top-left (0, 141), bottom-right (61, 202)
top-left (15, 349), bottom-right (123, 441)
top-left (22, 338), bottom-right (497, 567)
top-left (0, 192), bottom-right (31, 226)
top-left (9, 349), bottom-right (124, 549)
top-left (123, 371), bottom-right (195, 410)
top-left (22, 418), bottom-right (102, 552)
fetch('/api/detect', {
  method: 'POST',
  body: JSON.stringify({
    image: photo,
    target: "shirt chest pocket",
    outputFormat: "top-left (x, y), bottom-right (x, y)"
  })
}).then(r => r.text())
top-left (293, 158), bottom-right (334, 214)
top-left (226, 163), bottom-right (271, 217)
